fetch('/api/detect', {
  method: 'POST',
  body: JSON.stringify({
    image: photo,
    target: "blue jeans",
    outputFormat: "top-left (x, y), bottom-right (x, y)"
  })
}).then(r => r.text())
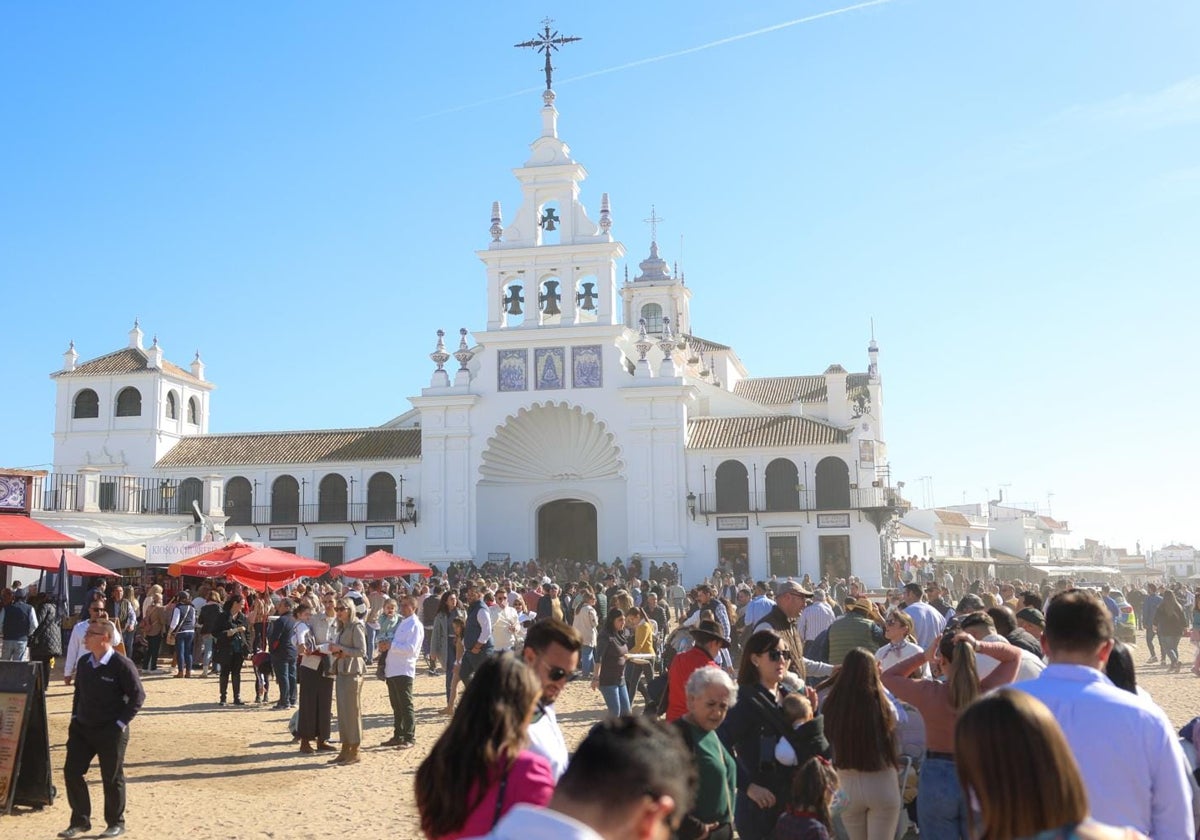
top-left (174, 631), bottom-right (195, 673)
top-left (1, 640), bottom-right (29, 661)
top-left (364, 623), bottom-right (377, 665)
top-left (580, 645), bottom-right (595, 678)
top-left (273, 658), bottom-right (298, 706)
top-left (598, 683), bottom-right (631, 716)
top-left (201, 634), bottom-right (214, 672)
top-left (917, 757), bottom-right (968, 840)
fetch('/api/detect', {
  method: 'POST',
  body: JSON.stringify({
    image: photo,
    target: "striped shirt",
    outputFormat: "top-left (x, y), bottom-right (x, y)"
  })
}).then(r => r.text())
top-left (798, 602), bottom-right (836, 642)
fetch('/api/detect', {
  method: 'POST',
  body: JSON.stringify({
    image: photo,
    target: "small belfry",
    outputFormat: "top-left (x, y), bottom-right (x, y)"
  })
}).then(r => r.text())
top-left (480, 21), bottom-right (623, 330)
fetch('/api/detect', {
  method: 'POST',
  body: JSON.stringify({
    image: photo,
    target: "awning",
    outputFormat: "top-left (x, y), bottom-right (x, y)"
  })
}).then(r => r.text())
top-left (1030, 564), bottom-right (1122, 577)
top-left (336, 550), bottom-right (433, 580)
top-left (0, 514), bottom-right (85, 549)
top-left (0, 548), bottom-right (117, 577)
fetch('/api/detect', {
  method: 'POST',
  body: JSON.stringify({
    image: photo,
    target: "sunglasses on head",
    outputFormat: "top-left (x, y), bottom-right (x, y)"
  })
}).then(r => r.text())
top-left (766, 649), bottom-right (792, 662)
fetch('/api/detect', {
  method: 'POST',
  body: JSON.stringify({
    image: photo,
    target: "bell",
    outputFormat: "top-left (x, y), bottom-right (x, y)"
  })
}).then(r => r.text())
top-left (539, 280), bottom-right (561, 316)
top-left (503, 285), bottom-right (524, 315)
top-left (540, 208), bottom-right (560, 231)
top-left (576, 282), bottom-right (597, 311)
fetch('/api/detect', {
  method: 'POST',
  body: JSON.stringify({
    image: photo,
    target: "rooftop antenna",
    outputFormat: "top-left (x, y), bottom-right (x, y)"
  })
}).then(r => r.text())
top-left (870, 317), bottom-right (875, 340)
top-left (679, 233), bottom-right (685, 283)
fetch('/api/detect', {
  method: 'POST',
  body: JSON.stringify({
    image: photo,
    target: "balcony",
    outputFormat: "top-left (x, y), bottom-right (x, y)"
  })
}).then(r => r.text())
top-left (224, 500), bottom-right (417, 528)
top-left (31, 473), bottom-right (200, 516)
top-left (692, 485), bottom-right (901, 516)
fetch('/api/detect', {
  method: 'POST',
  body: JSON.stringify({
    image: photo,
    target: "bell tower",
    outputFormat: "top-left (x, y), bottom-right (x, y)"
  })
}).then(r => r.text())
top-left (620, 210), bottom-right (692, 337)
top-left (478, 82), bottom-right (624, 330)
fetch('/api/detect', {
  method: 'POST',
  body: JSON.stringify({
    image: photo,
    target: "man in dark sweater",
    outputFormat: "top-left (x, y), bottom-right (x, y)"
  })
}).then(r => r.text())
top-left (61, 619), bottom-right (145, 839)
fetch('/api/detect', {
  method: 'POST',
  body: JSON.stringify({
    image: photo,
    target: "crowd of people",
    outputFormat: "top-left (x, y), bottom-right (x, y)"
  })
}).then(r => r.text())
top-left (2, 563), bottom-right (1199, 840)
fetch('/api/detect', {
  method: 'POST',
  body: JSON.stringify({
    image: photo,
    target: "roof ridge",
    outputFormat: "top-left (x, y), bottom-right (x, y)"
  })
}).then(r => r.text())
top-left (174, 427), bottom-right (419, 439)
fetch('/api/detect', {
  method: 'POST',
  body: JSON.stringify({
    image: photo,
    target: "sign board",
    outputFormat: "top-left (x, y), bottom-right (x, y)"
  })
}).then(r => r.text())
top-left (364, 525), bottom-right (394, 540)
top-left (817, 514), bottom-right (851, 529)
top-left (0, 662), bottom-right (53, 813)
top-left (146, 540), bottom-right (261, 566)
top-left (716, 516), bottom-right (749, 531)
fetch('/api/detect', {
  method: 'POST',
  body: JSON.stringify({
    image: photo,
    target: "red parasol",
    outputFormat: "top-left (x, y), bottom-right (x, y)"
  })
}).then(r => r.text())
top-left (167, 541), bottom-right (329, 591)
top-left (335, 550), bottom-right (433, 580)
top-left (0, 548), bottom-right (117, 578)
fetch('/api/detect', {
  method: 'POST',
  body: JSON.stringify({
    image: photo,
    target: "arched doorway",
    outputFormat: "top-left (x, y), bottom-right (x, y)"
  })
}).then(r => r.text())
top-left (537, 499), bottom-right (597, 564)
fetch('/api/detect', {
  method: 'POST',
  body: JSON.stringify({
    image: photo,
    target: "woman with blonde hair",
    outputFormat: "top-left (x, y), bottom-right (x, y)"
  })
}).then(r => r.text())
top-left (415, 654), bottom-right (553, 839)
top-left (955, 689), bottom-right (1147, 839)
top-left (883, 631), bottom-right (1021, 840)
top-left (875, 609), bottom-right (928, 678)
top-left (326, 596), bottom-right (367, 765)
top-left (140, 590), bottom-right (166, 672)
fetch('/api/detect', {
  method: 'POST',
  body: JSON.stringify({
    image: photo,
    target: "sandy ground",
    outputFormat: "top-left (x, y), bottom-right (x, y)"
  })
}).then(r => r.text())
top-left (6, 649), bottom-right (1199, 839)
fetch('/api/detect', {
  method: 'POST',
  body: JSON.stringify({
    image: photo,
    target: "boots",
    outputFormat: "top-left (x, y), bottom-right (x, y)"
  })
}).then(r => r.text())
top-left (337, 744), bottom-right (360, 766)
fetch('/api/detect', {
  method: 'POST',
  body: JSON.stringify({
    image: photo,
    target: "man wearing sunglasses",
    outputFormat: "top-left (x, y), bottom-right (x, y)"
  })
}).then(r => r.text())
top-left (63, 605), bottom-right (123, 685)
top-left (521, 618), bottom-right (582, 782)
top-left (59, 619), bottom-right (145, 839)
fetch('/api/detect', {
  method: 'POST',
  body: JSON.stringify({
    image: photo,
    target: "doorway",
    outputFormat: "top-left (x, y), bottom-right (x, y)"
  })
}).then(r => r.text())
top-left (768, 535), bottom-right (799, 578)
top-left (819, 535), bottom-right (851, 582)
top-left (717, 538), bottom-right (750, 579)
top-left (537, 499), bottom-right (597, 564)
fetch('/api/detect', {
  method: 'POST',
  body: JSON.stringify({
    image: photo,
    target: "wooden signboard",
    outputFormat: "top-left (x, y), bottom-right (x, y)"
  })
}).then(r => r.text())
top-left (0, 662), bottom-right (53, 814)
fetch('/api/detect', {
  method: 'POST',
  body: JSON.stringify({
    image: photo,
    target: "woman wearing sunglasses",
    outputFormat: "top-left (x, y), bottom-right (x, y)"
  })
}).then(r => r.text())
top-left (718, 629), bottom-right (830, 840)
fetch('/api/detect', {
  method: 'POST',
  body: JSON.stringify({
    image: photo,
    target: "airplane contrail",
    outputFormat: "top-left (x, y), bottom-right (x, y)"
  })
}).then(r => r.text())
top-left (413, 0), bottom-right (895, 121)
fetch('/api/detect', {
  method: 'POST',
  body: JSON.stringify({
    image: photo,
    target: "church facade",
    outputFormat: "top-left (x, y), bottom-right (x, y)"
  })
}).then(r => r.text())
top-left (47, 88), bottom-right (900, 587)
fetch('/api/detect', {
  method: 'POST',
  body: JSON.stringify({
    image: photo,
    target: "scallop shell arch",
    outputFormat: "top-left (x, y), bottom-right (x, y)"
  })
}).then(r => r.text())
top-left (480, 402), bottom-right (624, 483)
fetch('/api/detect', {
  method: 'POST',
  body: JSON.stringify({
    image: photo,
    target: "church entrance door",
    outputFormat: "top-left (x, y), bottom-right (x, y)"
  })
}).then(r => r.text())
top-left (537, 499), bottom-right (597, 565)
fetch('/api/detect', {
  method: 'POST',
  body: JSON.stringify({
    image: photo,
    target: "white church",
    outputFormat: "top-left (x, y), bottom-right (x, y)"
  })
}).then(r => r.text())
top-left (43, 85), bottom-right (900, 587)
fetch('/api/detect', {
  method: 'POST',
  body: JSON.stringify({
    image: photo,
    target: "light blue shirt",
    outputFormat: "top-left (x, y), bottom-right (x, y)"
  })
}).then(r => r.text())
top-left (1013, 664), bottom-right (1194, 838)
top-left (742, 594), bottom-right (775, 627)
top-left (899, 599), bottom-right (945, 650)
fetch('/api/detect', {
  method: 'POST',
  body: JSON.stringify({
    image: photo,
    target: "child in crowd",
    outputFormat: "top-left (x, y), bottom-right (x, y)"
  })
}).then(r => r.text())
top-left (773, 755), bottom-right (839, 840)
top-left (774, 694), bottom-right (814, 766)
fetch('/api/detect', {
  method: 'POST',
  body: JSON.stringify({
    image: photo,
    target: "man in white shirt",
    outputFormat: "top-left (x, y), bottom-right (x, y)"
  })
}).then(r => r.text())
top-left (521, 619), bottom-right (581, 782)
top-left (958, 611), bottom-right (1045, 682)
top-left (797, 589), bottom-right (836, 653)
top-left (489, 591), bottom-right (521, 652)
top-left (898, 582), bottom-right (945, 650)
top-left (63, 605), bottom-right (123, 684)
top-left (381, 595), bottom-right (423, 750)
top-left (467, 715), bottom-right (693, 840)
top-left (1013, 589), bottom-right (1194, 838)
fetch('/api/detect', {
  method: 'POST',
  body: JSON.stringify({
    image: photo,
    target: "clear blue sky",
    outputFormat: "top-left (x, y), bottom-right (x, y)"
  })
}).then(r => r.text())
top-left (2, 2), bottom-right (1197, 553)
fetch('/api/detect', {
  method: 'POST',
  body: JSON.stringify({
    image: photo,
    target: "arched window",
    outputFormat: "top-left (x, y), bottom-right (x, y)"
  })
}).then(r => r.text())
top-left (318, 474), bottom-right (348, 522)
top-left (815, 457), bottom-right (851, 510)
top-left (73, 389), bottom-right (99, 419)
top-left (271, 475), bottom-right (300, 524)
top-left (177, 477), bottom-right (203, 515)
top-left (225, 477), bottom-right (253, 526)
top-left (715, 460), bottom-right (749, 513)
top-left (640, 302), bottom-right (664, 334)
top-left (187, 397), bottom-right (199, 425)
top-left (367, 472), bottom-right (397, 521)
top-left (165, 391), bottom-right (178, 420)
top-left (115, 387), bottom-right (142, 417)
top-left (764, 458), bottom-right (800, 512)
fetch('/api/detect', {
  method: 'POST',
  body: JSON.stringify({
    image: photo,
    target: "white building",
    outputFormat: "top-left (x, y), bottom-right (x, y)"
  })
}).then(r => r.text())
top-left (38, 87), bottom-right (901, 586)
top-left (1151, 544), bottom-right (1197, 579)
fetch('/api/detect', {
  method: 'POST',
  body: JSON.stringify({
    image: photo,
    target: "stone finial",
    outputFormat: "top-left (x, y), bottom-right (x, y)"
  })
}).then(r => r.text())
top-left (191, 351), bottom-right (205, 382)
top-left (430, 329), bottom-right (450, 372)
top-left (599, 192), bottom-right (612, 235)
top-left (147, 335), bottom-right (163, 369)
top-left (63, 340), bottom-right (78, 372)
top-left (490, 201), bottom-right (504, 243)
top-left (129, 318), bottom-right (144, 350)
top-left (454, 328), bottom-right (475, 371)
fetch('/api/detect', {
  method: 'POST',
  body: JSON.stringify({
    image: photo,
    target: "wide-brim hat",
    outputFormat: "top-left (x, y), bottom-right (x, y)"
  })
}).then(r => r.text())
top-left (847, 596), bottom-right (878, 616)
top-left (688, 619), bottom-right (729, 647)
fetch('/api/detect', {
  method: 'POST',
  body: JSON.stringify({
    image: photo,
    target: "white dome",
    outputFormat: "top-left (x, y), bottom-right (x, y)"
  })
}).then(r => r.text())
top-left (480, 402), bottom-right (622, 483)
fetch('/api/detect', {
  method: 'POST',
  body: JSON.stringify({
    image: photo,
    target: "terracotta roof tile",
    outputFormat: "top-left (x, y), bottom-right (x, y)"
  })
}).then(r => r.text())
top-left (733, 373), bottom-right (870, 405)
top-left (934, 509), bottom-right (971, 527)
top-left (687, 415), bottom-right (847, 449)
top-left (682, 334), bottom-right (731, 353)
top-left (53, 347), bottom-right (208, 387)
top-left (1037, 515), bottom-right (1069, 531)
top-left (155, 428), bottom-right (421, 468)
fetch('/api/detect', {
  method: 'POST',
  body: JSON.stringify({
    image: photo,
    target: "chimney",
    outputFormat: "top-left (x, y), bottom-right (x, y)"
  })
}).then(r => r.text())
top-left (128, 318), bottom-right (144, 350)
top-left (147, 336), bottom-right (163, 369)
top-left (63, 340), bottom-right (78, 372)
top-left (191, 351), bottom-right (205, 382)
top-left (824, 364), bottom-right (850, 425)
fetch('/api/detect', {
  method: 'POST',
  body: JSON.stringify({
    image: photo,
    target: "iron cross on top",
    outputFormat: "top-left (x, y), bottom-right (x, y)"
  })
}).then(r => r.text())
top-left (515, 18), bottom-right (581, 91)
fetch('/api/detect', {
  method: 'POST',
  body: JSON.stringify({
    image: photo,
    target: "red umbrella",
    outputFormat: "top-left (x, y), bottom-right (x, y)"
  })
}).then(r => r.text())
top-left (0, 548), bottom-right (117, 578)
top-left (336, 550), bottom-right (432, 580)
top-left (168, 541), bottom-right (329, 591)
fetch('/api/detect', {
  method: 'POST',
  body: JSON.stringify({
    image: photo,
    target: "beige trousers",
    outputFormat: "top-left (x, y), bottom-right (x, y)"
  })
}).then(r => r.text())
top-left (837, 767), bottom-right (902, 840)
